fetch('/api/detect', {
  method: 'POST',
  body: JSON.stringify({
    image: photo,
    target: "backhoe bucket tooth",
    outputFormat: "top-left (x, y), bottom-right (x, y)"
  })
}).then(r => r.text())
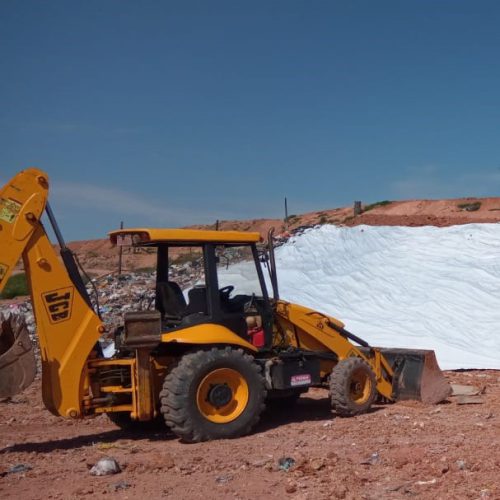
top-left (0, 314), bottom-right (36, 398)
top-left (377, 348), bottom-right (451, 404)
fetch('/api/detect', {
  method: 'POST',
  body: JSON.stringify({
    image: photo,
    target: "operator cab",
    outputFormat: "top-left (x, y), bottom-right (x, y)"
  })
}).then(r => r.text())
top-left (110, 229), bottom-right (274, 349)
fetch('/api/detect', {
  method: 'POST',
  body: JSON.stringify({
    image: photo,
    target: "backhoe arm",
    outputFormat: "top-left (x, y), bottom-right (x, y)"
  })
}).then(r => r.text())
top-left (0, 168), bottom-right (103, 417)
top-left (0, 168), bottom-right (48, 293)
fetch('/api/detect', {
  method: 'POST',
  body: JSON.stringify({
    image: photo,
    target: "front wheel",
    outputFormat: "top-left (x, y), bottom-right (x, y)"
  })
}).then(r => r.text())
top-left (330, 357), bottom-right (376, 416)
top-left (160, 347), bottom-right (266, 442)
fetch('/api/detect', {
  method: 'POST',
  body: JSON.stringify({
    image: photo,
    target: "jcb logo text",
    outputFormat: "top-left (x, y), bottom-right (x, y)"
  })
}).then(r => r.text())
top-left (43, 287), bottom-right (74, 323)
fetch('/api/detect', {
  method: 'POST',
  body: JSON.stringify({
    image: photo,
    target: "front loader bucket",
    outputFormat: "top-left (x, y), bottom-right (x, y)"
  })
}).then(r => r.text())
top-left (0, 314), bottom-right (36, 398)
top-left (378, 348), bottom-right (451, 404)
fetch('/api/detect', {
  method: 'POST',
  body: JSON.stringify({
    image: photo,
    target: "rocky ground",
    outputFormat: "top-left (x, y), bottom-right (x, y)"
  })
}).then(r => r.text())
top-left (0, 371), bottom-right (498, 499)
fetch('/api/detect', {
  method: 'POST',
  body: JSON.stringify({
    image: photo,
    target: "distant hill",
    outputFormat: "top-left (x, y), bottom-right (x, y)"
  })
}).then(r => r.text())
top-left (55, 196), bottom-right (500, 277)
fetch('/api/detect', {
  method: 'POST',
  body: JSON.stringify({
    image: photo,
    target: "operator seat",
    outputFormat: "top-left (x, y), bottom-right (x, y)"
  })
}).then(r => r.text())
top-left (184, 286), bottom-right (208, 315)
top-left (156, 281), bottom-right (187, 318)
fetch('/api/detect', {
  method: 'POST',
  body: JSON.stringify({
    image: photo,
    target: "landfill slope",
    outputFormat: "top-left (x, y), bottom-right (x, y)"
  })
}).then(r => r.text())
top-left (221, 223), bottom-right (500, 370)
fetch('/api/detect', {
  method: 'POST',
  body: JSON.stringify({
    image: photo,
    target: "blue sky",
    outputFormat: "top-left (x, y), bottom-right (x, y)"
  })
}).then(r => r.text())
top-left (1, 1), bottom-right (500, 240)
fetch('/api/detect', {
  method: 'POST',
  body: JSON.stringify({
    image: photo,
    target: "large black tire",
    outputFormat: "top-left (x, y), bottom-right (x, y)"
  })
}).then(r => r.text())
top-left (160, 347), bottom-right (266, 442)
top-left (330, 357), bottom-right (376, 417)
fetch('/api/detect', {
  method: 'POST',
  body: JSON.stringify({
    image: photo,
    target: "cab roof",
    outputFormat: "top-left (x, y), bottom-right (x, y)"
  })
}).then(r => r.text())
top-left (109, 228), bottom-right (262, 246)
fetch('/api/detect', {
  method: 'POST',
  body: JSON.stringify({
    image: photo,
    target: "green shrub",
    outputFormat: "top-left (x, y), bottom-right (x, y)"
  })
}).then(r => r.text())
top-left (0, 273), bottom-right (29, 299)
top-left (363, 200), bottom-right (392, 212)
top-left (457, 201), bottom-right (481, 212)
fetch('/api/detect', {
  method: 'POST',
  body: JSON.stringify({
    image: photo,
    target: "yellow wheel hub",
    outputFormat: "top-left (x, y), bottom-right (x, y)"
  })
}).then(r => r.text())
top-left (350, 368), bottom-right (372, 404)
top-left (196, 368), bottom-right (249, 423)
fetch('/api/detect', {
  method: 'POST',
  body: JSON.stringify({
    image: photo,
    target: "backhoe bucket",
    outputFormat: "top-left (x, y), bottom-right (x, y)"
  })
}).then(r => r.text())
top-left (378, 348), bottom-right (451, 404)
top-left (0, 314), bottom-right (36, 398)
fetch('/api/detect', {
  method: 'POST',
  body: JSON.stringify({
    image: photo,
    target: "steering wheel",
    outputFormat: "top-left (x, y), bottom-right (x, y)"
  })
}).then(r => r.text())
top-left (219, 285), bottom-right (234, 301)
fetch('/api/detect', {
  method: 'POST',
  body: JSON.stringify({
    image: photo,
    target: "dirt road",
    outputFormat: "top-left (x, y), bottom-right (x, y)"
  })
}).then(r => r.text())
top-left (1, 371), bottom-right (498, 499)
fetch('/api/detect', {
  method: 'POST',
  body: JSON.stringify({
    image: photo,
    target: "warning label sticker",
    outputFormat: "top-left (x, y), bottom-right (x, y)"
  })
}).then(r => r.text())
top-left (0, 197), bottom-right (21, 224)
top-left (290, 374), bottom-right (312, 387)
top-left (0, 263), bottom-right (8, 283)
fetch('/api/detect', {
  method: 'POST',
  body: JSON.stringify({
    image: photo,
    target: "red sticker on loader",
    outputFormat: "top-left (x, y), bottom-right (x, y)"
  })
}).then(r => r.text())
top-left (290, 374), bottom-right (312, 387)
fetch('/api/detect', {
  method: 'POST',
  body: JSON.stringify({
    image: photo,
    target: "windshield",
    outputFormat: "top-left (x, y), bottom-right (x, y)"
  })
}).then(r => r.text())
top-left (216, 245), bottom-right (265, 297)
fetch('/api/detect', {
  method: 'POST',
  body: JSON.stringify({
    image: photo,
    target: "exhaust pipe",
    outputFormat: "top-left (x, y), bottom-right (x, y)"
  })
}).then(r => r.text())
top-left (0, 314), bottom-right (36, 398)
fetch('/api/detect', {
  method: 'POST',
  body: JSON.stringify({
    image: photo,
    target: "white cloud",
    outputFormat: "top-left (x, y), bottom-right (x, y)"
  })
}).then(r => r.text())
top-left (390, 166), bottom-right (500, 199)
top-left (1, 174), bottom-right (283, 226)
top-left (51, 181), bottom-right (221, 226)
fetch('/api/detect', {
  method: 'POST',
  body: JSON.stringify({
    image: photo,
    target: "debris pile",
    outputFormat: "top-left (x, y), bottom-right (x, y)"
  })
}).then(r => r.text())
top-left (89, 272), bottom-right (157, 336)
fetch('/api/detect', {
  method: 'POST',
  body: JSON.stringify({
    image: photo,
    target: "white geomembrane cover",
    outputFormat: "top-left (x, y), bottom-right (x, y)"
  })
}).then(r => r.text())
top-left (219, 224), bottom-right (500, 370)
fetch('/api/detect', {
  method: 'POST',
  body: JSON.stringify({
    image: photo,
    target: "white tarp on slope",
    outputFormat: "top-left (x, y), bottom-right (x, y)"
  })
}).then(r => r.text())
top-left (220, 224), bottom-right (500, 370)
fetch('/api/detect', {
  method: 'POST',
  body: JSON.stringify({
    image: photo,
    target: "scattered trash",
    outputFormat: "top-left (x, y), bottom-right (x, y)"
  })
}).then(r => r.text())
top-left (414, 478), bottom-right (437, 486)
top-left (102, 342), bottom-right (116, 358)
top-left (456, 459), bottom-right (468, 471)
top-left (111, 480), bottom-right (131, 491)
top-left (90, 457), bottom-right (121, 476)
top-left (450, 384), bottom-right (484, 396)
top-left (360, 452), bottom-right (380, 465)
top-left (456, 396), bottom-right (484, 405)
top-left (0, 463), bottom-right (33, 477)
top-left (95, 442), bottom-right (117, 450)
top-left (2, 395), bottom-right (27, 405)
top-left (278, 457), bottom-right (296, 472)
top-left (215, 474), bottom-right (233, 484)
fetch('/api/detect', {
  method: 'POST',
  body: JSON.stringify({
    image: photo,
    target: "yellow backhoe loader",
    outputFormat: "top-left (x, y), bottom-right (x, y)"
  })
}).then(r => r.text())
top-left (0, 168), bottom-right (451, 442)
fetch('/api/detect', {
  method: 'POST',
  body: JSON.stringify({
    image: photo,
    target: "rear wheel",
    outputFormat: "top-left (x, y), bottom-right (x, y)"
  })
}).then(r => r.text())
top-left (160, 347), bottom-right (266, 442)
top-left (330, 357), bottom-right (376, 416)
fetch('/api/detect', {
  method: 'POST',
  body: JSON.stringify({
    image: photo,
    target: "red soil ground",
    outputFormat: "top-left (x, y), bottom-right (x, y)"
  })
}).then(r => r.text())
top-left (1, 371), bottom-right (498, 499)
